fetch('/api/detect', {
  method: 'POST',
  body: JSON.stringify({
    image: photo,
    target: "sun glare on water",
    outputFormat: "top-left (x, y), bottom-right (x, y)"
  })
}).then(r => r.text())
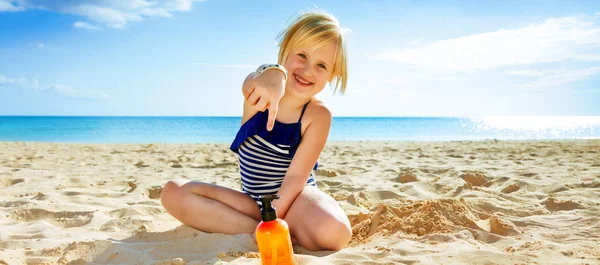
top-left (468, 116), bottom-right (600, 139)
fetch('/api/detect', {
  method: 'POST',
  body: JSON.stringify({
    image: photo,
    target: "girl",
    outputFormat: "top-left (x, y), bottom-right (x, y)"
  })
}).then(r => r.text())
top-left (161, 10), bottom-right (351, 251)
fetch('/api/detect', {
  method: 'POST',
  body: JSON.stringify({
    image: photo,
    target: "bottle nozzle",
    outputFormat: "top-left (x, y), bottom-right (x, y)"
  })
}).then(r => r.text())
top-left (258, 194), bottom-right (279, 221)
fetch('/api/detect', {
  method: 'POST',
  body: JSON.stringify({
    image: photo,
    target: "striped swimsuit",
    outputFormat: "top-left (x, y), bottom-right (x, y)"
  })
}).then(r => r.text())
top-left (230, 102), bottom-right (317, 206)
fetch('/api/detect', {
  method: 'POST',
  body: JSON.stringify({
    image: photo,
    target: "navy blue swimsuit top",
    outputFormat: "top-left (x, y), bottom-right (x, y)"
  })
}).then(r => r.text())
top-left (229, 102), bottom-right (318, 202)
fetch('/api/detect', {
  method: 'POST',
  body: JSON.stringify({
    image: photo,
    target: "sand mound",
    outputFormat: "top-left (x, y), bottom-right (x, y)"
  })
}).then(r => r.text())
top-left (460, 171), bottom-right (490, 186)
top-left (346, 192), bottom-right (374, 209)
top-left (544, 197), bottom-right (586, 211)
top-left (501, 183), bottom-right (520, 193)
top-left (393, 169), bottom-right (418, 183)
top-left (489, 214), bottom-right (521, 236)
top-left (349, 198), bottom-right (483, 244)
top-left (148, 186), bottom-right (163, 199)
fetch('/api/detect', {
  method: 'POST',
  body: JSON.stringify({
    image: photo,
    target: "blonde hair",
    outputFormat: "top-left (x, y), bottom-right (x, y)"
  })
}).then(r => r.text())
top-left (277, 10), bottom-right (349, 94)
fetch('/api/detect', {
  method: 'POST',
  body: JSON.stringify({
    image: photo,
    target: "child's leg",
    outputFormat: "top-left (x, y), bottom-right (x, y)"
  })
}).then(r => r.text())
top-left (161, 180), bottom-right (261, 235)
top-left (284, 186), bottom-right (352, 251)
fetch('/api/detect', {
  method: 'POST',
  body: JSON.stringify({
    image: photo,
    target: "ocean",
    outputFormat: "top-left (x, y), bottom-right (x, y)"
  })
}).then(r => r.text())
top-left (0, 116), bottom-right (599, 143)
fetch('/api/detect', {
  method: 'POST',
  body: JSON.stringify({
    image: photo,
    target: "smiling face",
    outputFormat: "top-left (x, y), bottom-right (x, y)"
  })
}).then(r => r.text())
top-left (277, 11), bottom-right (348, 95)
top-left (283, 40), bottom-right (337, 99)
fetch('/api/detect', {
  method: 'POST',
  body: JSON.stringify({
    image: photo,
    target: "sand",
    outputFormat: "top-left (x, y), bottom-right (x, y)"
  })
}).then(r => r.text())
top-left (0, 140), bottom-right (599, 264)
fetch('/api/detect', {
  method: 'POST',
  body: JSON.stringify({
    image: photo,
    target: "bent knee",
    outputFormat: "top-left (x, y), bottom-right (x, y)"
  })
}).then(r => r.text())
top-left (160, 180), bottom-right (186, 216)
top-left (314, 217), bottom-right (352, 251)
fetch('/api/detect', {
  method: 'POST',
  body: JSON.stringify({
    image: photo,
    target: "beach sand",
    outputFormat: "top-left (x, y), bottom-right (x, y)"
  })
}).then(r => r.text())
top-left (1, 140), bottom-right (599, 264)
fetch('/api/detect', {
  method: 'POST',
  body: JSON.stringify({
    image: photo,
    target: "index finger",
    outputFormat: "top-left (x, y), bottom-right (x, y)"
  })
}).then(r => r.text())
top-left (266, 100), bottom-right (279, 132)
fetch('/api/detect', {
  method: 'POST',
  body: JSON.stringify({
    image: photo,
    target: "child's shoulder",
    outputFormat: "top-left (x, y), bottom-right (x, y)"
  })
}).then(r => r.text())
top-left (303, 99), bottom-right (332, 125)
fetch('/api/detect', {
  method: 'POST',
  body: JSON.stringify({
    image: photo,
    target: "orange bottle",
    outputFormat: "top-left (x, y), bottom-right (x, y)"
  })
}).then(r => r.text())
top-left (255, 195), bottom-right (296, 265)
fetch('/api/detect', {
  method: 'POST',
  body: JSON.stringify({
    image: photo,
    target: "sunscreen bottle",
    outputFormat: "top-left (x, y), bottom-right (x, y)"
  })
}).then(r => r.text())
top-left (255, 194), bottom-right (295, 265)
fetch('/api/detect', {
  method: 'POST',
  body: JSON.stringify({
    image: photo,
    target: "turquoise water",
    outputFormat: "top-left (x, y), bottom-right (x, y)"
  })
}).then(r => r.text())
top-left (0, 116), bottom-right (598, 143)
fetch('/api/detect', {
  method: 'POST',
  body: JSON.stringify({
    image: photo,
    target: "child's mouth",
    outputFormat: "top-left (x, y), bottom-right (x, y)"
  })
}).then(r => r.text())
top-left (294, 74), bottom-right (313, 86)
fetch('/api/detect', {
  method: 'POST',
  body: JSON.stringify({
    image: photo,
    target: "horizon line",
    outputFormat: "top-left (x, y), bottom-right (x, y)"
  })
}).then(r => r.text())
top-left (1, 115), bottom-right (599, 118)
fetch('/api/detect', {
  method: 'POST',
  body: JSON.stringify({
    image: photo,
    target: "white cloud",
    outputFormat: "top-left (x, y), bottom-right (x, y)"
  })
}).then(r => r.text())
top-left (0, 75), bottom-right (29, 87)
top-left (74, 21), bottom-right (99, 30)
top-left (572, 54), bottom-right (600, 61)
top-left (506, 70), bottom-right (546, 77)
top-left (30, 78), bottom-right (39, 89)
top-left (508, 67), bottom-right (600, 88)
top-left (71, 4), bottom-right (142, 29)
top-left (0, 74), bottom-right (109, 100)
top-left (0, 0), bottom-right (24, 11)
top-left (376, 15), bottom-right (600, 72)
top-left (1, 0), bottom-right (203, 29)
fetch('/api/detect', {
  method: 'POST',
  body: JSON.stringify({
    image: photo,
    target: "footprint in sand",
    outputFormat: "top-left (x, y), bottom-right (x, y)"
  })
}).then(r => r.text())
top-left (11, 209), bottom-right (94, 228)
top-left (0, 178), bottom-right (24, 188)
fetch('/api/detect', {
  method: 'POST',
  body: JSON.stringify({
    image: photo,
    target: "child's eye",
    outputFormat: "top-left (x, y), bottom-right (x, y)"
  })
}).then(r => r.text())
top-left (298, 53), bottom-right (307, 59)
top-left (318, 63), bottom-right (327, 70)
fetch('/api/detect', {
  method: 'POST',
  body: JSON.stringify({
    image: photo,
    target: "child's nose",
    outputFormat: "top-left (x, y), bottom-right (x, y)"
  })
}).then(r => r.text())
top-left (301, 63), bottom-right (312, 76)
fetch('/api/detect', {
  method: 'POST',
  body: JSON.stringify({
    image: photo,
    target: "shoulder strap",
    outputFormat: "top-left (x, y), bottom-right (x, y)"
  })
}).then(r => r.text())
top-left (298, 101), bottom-right (310, 123)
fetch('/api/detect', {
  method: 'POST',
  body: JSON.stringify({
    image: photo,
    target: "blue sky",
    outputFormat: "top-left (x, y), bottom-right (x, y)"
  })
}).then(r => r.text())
top-left (0, 0), bottom-right (599, 116)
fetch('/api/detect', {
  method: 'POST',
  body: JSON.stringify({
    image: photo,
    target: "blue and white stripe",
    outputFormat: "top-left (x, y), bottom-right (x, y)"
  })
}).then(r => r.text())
top-left (238, 134), bottom-right (316, 205)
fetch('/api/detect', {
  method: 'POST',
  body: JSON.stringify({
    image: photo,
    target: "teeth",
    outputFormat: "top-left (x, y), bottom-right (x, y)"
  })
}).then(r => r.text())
top-left (295, 74), bottom-right (311, 85)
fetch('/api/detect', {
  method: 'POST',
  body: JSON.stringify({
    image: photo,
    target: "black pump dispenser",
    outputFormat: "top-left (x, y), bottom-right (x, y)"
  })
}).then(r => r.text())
top-left (259, 194), bottom-right (279, 222)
